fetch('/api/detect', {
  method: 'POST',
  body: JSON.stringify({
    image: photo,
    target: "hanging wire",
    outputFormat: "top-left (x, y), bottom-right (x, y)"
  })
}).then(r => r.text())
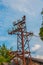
top-left (33, 34), bottom-right (43, 38)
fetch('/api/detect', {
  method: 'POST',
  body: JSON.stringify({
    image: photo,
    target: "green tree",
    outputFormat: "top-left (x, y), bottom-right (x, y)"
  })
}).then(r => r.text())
top-left (39, 9), bottom-right (43, 41)
top-left (0, 44), bottom-right (13, 63)
top-left (39, 27), bottom-right (43, 41)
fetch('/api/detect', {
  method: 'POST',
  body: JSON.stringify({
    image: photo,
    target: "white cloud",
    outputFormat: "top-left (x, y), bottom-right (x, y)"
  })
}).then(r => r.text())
top-left (35, 55), bottom-right (43, 59)
top-left (0, 36), bottom-right (7, 41)
top-left (1, 0), bottom-right (43, 18)
top-left (2, 0), bottom-right (35, 16)
top-left (0, 36), bottom-right (14, 41)
top-left (31, 44), bottom-right (41, 51)
top-left (11, 41), bottom-right (17, 47)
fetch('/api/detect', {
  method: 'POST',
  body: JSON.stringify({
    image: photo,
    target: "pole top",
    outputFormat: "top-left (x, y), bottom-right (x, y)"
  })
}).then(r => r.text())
top-left (22, 15), bottom-right (26, 21)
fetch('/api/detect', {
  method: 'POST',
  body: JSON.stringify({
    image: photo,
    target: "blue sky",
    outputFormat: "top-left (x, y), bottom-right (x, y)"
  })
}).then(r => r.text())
top-left (0, 0), bottom-right (43, 58)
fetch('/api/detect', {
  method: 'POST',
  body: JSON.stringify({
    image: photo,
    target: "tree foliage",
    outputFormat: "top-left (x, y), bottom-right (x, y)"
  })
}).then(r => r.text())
top-left (39, 27), bottom-right (43, 41)
top-left (0, 44), bottom-right (13, 63)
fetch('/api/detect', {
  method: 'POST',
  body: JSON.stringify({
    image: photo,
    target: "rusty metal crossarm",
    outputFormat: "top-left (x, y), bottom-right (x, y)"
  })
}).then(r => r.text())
top-left (13, 21), bottom-right (25, 26)
top-left (13, 16), bottom-right (26, 26)
top-left (8, 28), bottom-right (22, 35)
top-left (8, 30), bottom-right (33, 36)
top-left (24, 32), bottom-right (33, 36)
top-left (17, 51), bottom-right (31, 56)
